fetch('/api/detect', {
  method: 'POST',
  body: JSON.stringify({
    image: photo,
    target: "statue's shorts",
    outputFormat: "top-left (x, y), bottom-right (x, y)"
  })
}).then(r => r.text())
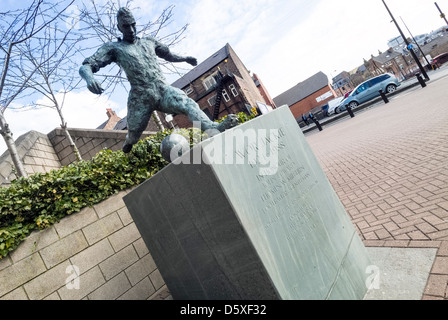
top-left (125, 84), bottom-right (214, 145)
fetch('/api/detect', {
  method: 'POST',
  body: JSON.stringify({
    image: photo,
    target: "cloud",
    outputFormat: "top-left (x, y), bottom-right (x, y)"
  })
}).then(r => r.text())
top-left (178, 0), bottom-right (299, 59)
top-left (0, 90), bottom-right (122, 156)
top-left (168, 0), bottom-right (321, 94)
top-left (240, 0), bottom-right (396, 97)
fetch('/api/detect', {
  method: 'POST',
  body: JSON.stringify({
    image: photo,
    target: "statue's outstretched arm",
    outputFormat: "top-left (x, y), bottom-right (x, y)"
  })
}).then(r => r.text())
top-left (155, 43), bottom-right (197, 67)
top-left (79, 64), bottom-right (104, 95)
top-left (79, 43), bottom-right (115, 95)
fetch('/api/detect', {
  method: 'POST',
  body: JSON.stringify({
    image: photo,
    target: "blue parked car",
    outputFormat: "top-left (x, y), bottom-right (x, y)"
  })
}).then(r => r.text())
top-left (335, 73), bottom-right (401, 113)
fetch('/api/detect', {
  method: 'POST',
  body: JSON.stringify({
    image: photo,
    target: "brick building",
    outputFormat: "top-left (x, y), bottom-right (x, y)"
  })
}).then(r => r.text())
top-left (331, 71), bottom-right (354, 97)
top-left (252, 73), bottom-right (277, 109)
top-left (171, 43), bottom-right (274, 128)
top-left (363, 33), bottom-right (448, 82)
top-left (273, 72), bottom-right (336, 120)
top-left (98, 109), bottom-right (122, 130)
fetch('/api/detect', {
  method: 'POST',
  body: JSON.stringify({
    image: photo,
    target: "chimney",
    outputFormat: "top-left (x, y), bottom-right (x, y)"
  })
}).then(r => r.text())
top-left (106, 108), bottom-right (116, 119)
top-left (104, 108), bottom-right (122, 130)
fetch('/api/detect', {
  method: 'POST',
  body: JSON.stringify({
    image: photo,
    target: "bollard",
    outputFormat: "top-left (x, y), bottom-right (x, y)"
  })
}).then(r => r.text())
top-left (379, 90), bottom-right (389, 104)
top-left (416, 73), bottom-right (427, 88)
top-left (302, 116), bottom-right (309, 126)
top-left (309, 113), bottom-right (323, 131)
top-left (345, 104), bottom-right (355, 118)
top-left (312, 118), bottom-right (323, 131)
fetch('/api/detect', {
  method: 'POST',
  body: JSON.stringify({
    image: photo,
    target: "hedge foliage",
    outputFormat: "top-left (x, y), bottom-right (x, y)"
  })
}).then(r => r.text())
top-left (0, 130), bottom-right (167, 259)
top-left (0, 113), bottom-right (254, 259)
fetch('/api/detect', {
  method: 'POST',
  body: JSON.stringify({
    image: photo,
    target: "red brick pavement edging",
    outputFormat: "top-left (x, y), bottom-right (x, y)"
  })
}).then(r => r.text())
top-left (306, 75), bottom-right (448, 300)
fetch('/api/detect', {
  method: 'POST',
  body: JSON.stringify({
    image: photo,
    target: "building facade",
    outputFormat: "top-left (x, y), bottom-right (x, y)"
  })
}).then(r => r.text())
top-left (171, 43), bottom-right (274, 128)
top-left (331, 71), bottom-right (354, 97)
top-left (273, 72), bottom-right (336, 120)
top-left (252, 73), bottom-right (277, 109)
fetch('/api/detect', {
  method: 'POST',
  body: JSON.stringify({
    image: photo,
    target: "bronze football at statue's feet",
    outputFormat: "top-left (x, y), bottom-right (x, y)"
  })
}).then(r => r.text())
top-left (217, 114), bottom-right (239, 132)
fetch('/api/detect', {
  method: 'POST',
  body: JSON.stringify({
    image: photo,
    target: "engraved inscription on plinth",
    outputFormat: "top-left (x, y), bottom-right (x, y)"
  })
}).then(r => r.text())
top-left (124, 106), bottom-right (371, 300)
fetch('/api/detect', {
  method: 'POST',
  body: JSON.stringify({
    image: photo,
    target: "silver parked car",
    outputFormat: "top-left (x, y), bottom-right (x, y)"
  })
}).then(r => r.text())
top-left (335, 73), bottom-right (400, 113)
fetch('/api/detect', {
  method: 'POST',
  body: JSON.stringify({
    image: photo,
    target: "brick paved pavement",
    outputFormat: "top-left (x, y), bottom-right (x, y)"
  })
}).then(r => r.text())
top-left (306, 75), bottom-right (448, 300)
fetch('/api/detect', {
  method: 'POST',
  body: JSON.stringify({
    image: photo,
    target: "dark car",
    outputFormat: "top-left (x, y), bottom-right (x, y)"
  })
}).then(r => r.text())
top-left (431, 52), bottom-right (448, 68)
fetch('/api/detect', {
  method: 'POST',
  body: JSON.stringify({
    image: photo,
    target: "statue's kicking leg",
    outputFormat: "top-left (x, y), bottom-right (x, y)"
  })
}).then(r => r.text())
top-left (161, 86), bottom-right (239, 134)
top-left (122, 86), bottom-right (240, 153)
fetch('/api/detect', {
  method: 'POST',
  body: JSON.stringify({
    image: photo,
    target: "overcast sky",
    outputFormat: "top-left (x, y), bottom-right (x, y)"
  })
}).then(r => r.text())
top-left (1, 0), bottom-right (448, 155)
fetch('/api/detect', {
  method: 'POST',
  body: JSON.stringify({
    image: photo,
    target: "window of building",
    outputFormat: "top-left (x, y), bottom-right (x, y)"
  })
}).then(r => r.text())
top-left (203, 74), bottom-right (217, 91)
top-left (229, 84), bottom-right (238, 97)
top-left (208, 95), bottom-right (217, 106)
top-left (184, 86), bottom-right (193, 95)
top-left (222, 89), bottom-right (230, 102)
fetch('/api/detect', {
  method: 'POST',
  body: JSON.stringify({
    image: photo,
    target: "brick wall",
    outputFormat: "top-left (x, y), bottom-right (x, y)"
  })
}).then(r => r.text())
top-left (253, 73), bottom-right (277, 108)
top-left (0, 190), bottom-right (171, 300)
top-left (1, 128), bottom-right (157, 185)
top-left (0, 131), bottom-right (61, 186)
top-left (48, 128), bottom-right (155, 166)
top-left (289, 87), bottom-right (335, 119)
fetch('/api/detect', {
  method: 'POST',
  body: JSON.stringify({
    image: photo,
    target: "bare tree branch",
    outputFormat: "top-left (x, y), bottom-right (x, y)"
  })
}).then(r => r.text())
top-left (0, 0), bottom-right (76, 178)
top-left (18, 19), bottom-right (84, 161)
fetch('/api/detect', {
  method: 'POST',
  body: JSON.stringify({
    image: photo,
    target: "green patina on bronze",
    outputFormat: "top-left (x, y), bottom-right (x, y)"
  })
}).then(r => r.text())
top-left (80, 7), bottom-right (237, 153)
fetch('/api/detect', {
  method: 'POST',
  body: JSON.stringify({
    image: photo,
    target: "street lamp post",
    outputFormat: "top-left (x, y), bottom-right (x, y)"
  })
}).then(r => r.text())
top-left (435, 2), bottom-right (448, 26)
top-left (400, 16), bottom-right (433, 71)
top-left (382, 0), bottom-right (430, 81)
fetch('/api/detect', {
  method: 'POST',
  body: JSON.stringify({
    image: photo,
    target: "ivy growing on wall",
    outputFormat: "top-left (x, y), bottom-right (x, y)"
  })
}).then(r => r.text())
top-left (0, 130), bottom-right (165, 259)
top-left (0, 113), bottom-right (254, 259)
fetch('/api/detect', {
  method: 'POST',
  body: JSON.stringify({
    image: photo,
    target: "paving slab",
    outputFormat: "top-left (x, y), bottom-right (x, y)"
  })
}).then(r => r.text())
top-left (364, 247), bottom-right (437, 300)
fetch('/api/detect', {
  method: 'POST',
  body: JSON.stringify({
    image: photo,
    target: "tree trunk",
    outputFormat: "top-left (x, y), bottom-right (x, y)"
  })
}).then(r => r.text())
top-left (58, 104), bottom-right (82, 162)
top-left (0, 112), bottom-right (28, 178)
top-left (152, 111), bottom-right (165, 131)
top-left (61, 124), bottom-right (82, 162)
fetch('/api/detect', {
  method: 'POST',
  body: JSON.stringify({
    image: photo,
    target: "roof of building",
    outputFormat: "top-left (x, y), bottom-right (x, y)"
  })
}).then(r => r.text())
top-left (332, 71), bottom-right (350, 83)
top-left (96, 120), bottom-right (108, 130)
top-left (273, 72), bottom-right (329, 107)
top-left (372, 48), bottom-right (401, 64)
top-left (113, 117), bottom-right (128, 130)
top-left (171, 43), bottom-right (230, 89)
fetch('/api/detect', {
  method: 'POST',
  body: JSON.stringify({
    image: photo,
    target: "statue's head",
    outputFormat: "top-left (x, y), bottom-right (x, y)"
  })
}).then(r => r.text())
top-left (117, 7), bottom-right (137, 43)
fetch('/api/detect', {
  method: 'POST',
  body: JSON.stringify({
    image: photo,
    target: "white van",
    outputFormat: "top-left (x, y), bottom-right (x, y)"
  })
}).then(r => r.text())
top-left (325, 96), bottom-right (345, 116)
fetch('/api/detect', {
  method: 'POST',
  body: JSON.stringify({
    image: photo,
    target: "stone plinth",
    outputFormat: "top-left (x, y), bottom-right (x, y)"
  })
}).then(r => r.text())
top-left (124, 106), bottom-right (370, 300)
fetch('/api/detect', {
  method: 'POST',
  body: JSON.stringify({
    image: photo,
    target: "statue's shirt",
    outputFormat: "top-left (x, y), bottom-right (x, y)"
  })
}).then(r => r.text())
top-left (83, 37), bottom-right (169, 89)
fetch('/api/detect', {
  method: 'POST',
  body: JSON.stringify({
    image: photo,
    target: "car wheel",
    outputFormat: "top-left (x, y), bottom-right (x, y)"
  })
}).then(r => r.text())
top-left (386, 84), bottom-right (397, 94)
top-left (349, 101), bottom-right (358, 108)
top-left (334, 107), bottom-right (340, 114)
